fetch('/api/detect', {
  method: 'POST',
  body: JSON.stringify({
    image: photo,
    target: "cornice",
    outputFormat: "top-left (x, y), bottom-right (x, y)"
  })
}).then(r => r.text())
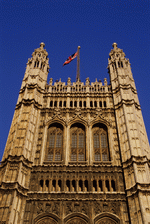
top-left (20, 83), bottom-right (45, 93)
top-left (31, 164), bottom-right (123, 173)
top-left (0, 182), bottom-right (29, 197)
top-left (46, 92), bottom-right (113, 97)
top-left (126, 183), bottom-right (150, 197)
top-left (26, 191), bottom-right (126, 201)
top-left (122, 155), bottom-right (149, 169)
top-left (0, 155), bottom-right (33, 168)
top-left (114, 99), bottom-right (141, 110)
top-left (112, 84), bottom-right (137, 94)
top-left (16, 98), bottom-right (42, 109)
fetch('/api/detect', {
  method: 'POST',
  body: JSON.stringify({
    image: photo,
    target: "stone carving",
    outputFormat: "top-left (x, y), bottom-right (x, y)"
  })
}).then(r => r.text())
top-left (65, 201), bottom-right (89, 216)
top-left (37, 202), bottom-right (44, 214)
top-left (36, 218), bottom-right (57, 224)
top-left (93, 108), bottom-right (103, 118)
top-left (96, 218), bottom-right (117, 224)
top-left (36, 201), bottom-right (60, 216)
top-left (45, 108), bottom-right (67, 126)
top-left (94, 201), bottom-right (103, 215)
top-left (66, 218), bottom-right (87, 224)
top-left (94, 202), bottom-right (120, 216)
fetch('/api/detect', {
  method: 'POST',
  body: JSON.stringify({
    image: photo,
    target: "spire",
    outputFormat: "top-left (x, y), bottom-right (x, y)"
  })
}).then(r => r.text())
top-left (112, 42), bottom-right (118, 50)
top-left (22, 43), bottom-right (50, 90)
top-left (76, 46), bottom-right (81, 82)
top-left (30, 42), bottom-right (49, 72)
top-left (40, 42), bottom-right (45, 49)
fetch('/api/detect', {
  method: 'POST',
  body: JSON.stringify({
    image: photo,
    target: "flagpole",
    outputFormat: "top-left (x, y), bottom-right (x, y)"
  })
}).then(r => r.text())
top-left (76, 46), bottom-right (81, 82)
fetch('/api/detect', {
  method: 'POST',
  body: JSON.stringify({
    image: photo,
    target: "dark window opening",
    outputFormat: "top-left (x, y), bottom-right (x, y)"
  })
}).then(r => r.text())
top-left (72, 180), bottom-right (76, 192)
top-left (63, 101), bottom-right (66, 107)
top-left (90, 101), bottom-right (93, 107)
top-left (105, 180), bottom-right (110, 191)
top-left (50, 101), bottom-right (53, 107)
top-left (99, 180), bottom-right (103, 191)
top-left (94, 101), bottom-right (97, 107)
top-left (66, 180), bottom-right (70, 191)
top-left (84, 101), bottom-right (86, 107)
top-left (93, 180), bottom-right (97, 191)
top-left (74, 101), bottom-right (77, 107)
top-left (79, 101), bottom-right (82, 107)
top-left (58, 180), bottom-right (61, 191)
top-left (85, 180), bottom-right (88, 191)
top-left (45, 180), bottom-right (49, 188)
top-left (99, 101), bottom-right (102, 107)
top-left (70, 101), bottom-right (73, 107)
top-left (111, 180), bottom-right (116, 191)
top-left (79, 180), bottom-right (83, 191)
top-left (54, 101), bottom-right (57, 107)
top-left (59, 101), bottom-right (62, 107)
top-left (40, 180), bottom-right (43, 190)
top-left (52, 180), bottom-right (56, 191)
top-left (104, 101), bottom-right (106, 108)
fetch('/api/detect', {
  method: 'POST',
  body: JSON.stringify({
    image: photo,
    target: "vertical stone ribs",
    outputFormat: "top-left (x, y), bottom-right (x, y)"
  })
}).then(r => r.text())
top-left (108, 43), bottom-right (150, 224)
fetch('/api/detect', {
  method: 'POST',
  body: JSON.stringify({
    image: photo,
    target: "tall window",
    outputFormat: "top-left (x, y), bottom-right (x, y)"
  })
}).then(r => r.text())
top-left (93, 124), bottom-right (109, 161)
top-left (46, 124), bottom-right (63, 162)
top-left (70, 124), bottom-right (85, 162)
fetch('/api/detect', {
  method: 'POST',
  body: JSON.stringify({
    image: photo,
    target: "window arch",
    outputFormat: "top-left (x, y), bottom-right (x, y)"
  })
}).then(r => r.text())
top-left (93, 124), bottom-right (109, 162)
top-left (70, 123), bottom-right (86, 162)
top-left (45, 123), bottom-right (63, 162)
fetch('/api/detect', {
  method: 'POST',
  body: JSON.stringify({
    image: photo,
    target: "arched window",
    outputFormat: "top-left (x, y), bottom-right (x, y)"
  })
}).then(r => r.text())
top-left (104, 101), bottom-right (107, 107)
top-left (46, 124), bottom-right (63, 162)
top-left (50, 100), bottom-right (53, 107)
top-left (70, 124), bottom-right (86, 162)
top-left (79, 101), bottom-right (82, 107)
top-left (93, 124), bottom-right (109, 162)
top-left (70, 101), bottom-right (73, 107)
top-left (94, 101), bottom-right (97, 107)
top-left (99, 101), bottom-right (102, 107)
top-left (54, 101), bottom-right (57, 107)
top-left (63, 101), bottom-right (66, 107)
top-left (74, 101), bottom-right (77, 107)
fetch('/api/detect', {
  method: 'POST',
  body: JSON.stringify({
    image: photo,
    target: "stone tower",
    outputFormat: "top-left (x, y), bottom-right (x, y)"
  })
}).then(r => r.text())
top-left (0, 43), bottom-right (150, 224)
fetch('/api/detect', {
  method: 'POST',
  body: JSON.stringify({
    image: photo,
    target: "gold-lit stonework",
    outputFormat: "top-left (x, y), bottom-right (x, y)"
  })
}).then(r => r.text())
top-left (0, 43), bottom-right (150, 224)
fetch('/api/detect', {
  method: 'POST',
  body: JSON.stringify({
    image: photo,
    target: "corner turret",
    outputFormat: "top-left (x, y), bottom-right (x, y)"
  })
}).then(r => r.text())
top-left (21, 42), bottom-right (50, 90)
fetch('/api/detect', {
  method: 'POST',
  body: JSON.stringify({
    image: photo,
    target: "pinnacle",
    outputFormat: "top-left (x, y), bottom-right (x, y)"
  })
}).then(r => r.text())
top-left (112, 42), bottom-right (118, 50)
top-left (40, 42), bottom-right (45, 49)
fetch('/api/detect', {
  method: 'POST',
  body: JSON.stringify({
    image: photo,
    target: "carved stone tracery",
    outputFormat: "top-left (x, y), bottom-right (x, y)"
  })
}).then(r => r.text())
top-left (36, 218), bottom-right (57, 224)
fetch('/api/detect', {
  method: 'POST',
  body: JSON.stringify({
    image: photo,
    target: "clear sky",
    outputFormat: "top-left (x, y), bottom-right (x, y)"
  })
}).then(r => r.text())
top-left (0, 0), bottom-right (150, 160)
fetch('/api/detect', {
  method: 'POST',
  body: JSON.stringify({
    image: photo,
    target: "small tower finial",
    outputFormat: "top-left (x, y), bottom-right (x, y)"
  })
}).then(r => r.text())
top-left (112, 42), bottom-right (118, 50)
top-left (40, 42), bottom-right (45, 49)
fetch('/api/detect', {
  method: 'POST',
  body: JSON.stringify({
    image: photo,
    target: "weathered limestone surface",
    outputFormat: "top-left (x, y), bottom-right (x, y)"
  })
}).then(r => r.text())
top-left (0, 43), bottom-right (149, 224)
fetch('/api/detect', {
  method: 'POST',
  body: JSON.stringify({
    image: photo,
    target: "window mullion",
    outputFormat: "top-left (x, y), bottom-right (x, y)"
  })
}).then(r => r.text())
top-left (54, 130), bottom-right (57, 161)
top-left (99, 132), bottom-right (101, 161)
top-left (77, 132), bottom-right (79, 161)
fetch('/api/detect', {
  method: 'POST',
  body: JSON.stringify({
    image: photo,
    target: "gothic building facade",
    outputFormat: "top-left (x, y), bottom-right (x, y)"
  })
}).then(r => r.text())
top-left (0, 43), bottom-right (150, 224)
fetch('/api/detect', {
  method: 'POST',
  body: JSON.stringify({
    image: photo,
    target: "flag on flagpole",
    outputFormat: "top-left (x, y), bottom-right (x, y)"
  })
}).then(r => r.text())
top-left (63, 51), bottom-right (78, 66)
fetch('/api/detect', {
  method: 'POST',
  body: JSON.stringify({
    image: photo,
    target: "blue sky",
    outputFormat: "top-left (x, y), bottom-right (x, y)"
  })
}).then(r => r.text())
top-left (0, 0), bottom-right (150, 160)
